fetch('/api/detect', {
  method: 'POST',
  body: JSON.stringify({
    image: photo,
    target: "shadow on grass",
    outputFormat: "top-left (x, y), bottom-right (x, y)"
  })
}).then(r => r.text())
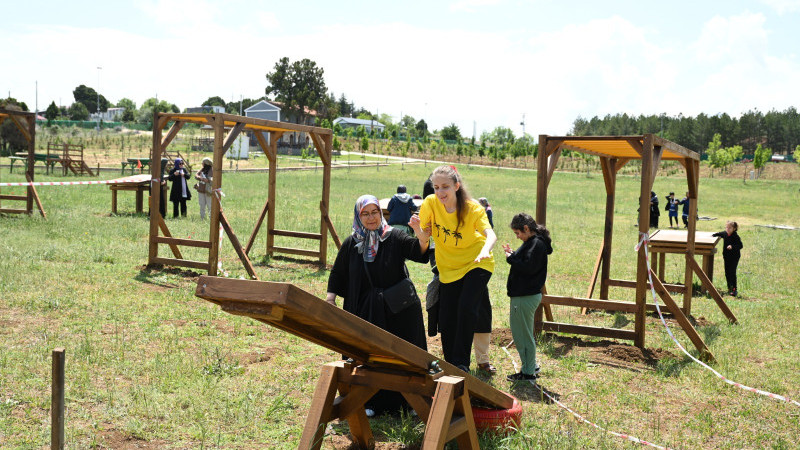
top-left (134, 264), bottom-right (201, 288)
top-left (254, 255), bottom-right (329, 277)
top-left (538, 333), bottom-right (679, 373)
top-left (511, 381), bottom-right (559, 404)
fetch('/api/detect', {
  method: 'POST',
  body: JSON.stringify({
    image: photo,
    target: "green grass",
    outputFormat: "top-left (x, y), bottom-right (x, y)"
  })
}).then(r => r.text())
top-left (0, 163), bottom-right (799, 448)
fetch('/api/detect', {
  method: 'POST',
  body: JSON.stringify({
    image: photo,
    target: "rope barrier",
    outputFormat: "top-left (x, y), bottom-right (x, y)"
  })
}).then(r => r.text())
top-left (639, 232), bottom-right (800, 407)
top-left (500, 346), bottom-right (672, 449)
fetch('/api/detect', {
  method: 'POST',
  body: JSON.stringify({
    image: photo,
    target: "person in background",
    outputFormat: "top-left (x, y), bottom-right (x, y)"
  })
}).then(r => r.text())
top-left (478, 197), bottom-right (494, 229)
top-left (679, 192), bottom-right (691, 228)
top-left (387, 185), bottom-right (415, 235)
top-left (712, 221), bottom-right (743, 297)
top-left (423, 176), bottom-right (435, 199)
top-left (326, 195), bottom-right (430, 416)
top-left (649, 190), bottom-right (659, 228)
top-left (502, 213), bottom-right (552, 382)
top-left (168, 158), bottom-right (191, 218)
top-left (665, 191), bottom-right (679, 228)
top-left (195, 157), bottom-right (213, 220)
top-left (418, 165), bottom-right (496, 373)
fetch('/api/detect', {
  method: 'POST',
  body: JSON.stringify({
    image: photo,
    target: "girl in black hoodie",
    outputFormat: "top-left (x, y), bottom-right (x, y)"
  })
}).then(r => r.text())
top-left (712, 221), bottom-right (743, 296)
top-left (502, 213), bottom-right (553, 382)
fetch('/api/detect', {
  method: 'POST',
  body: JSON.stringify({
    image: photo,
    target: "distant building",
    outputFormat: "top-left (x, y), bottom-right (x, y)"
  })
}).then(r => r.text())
top-left (185, 105), bottom-right (225, 114)
top-left (242, 99), bottom-right (320, 155)
top-left (90, 107), bottom-right (125, 122)
top-left (333, 117), bottom-right (385, 134)
top-left (244, 100), bottom-right (280, 122)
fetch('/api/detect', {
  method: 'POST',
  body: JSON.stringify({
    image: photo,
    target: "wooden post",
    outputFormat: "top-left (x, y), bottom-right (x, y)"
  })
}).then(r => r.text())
top-left (535, 135), bottom-right (549, 226)
top-left (147, 112), bottom-right (163, 266)
top-left (319, 133), bottom-right (333, 265)
top-left (208, 114), bottom-right (224, 276)
top-left (684, 158), bottom-right (699, 314)
top-left (599, 157), bottom-right (617, 300)
top-left (26, 116), bottom-right (35, 214)
top-left (51, 348), bottom-right (65, 450)
top-left (266, 132), bottom-right (278, 257)
top-left (634, 134), bottom-right (655, 348)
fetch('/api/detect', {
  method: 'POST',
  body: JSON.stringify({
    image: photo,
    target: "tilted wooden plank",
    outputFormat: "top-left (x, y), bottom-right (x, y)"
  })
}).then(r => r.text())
top-left (544, 295), bottom-right (637, 313)
top-left (540, 321), bottom-right (637, 341)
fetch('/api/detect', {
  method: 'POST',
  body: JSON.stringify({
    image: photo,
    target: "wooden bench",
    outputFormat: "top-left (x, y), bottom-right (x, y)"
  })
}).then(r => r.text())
top-left (108, 174), bottom-right (152, 214)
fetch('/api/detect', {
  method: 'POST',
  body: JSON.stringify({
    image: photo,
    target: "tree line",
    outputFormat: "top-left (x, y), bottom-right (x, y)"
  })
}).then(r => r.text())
top-left (571, 108), bottom-right (800, 156)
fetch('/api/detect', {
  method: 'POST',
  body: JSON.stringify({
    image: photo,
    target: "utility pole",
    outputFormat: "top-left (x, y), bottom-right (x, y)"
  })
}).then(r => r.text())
top-left (520, 113), bottom-right (526, 136)
top-left (96, 67), bottom-right (102, 131)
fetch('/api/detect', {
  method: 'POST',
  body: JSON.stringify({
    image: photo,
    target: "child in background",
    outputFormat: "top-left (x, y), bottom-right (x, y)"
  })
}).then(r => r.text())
top-left (502, 213), bottom-right (552, 382)
top-left (666, 192), bottom-right (679, 228)
top-left (478, 197), bottom-right (494, 229)
top-left (712, 221), bottom-right (743, 297)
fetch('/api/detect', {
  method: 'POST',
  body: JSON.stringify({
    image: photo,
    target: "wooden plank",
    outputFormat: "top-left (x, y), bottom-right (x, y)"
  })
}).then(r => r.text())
top-left (148, 111), bottom-right (164, 266)
top-left (153, 236), bottom-right (212, 248)
top-left (607, 278), bottom-right (687, 293)
top-left (540, 321), bottom-right (637, 340)
top-left (208, 114), bottom-right (225, 276)
top-left (252, 130), bottom-right (275, 163)
top-left (0, 208), bottom-right (29, 214)
top-left (634, 133), bottom-right (654, 348)
top-left (222, 122), bottom-right (246, 153)
top-left (544, 295), bottom-right (638, 313)
top-left (688, 258), bottom-right (738, 324)
top-left (156, 212), bottom-right (183, 259)
top-left (319, 133), bottom-right (333, 265)
top-left (536, 135), bottom-right (549, 226)
top-left (270, 246), bottom-right (322, 258)
top-left (599, 157), bottom-right (616, 300)
top-left (218, 207), bottom-right (259, 280)
top-left (402, 393), bottom-right (432, 421)
top-left (195, 277), bottom-right (515, 409)
top-left (271, 229), bottom-right (322, 240)
top-left (684, 159), bottom-right (699, 313)
top-left (651, 145), bottom-right (663, 183)
top-left (309, 132), bottom-right (330, 166)
top-left (153, 256), bottom-right (210, 271)
top-left (266, 132), bottom-right (278, 256)
top-left (25, 174), bottom-right (45, 218)
top-left (649, 270), bottom-right (715, 361)
top-left (9, 114), bottom-right (32, 143)
top-left (299, 362), bottom-right (340, 450)
top-left (546, 150), bottom-right (561, 186)
top-left (321, 201), bottom-right (342, 250)
top-left (335, 382), bottom-right (375, 448)
top-left (614, 158), bottom-right (631, 172)
top-left (653, 135), bottom-right (700, 161)
top-left (159, 120), bottom-right (185, 152)
top-left (245, 200), bottom-right (269, 255)
top-left (0, 195), bottom-right (27, 201)
top-left (422, 378), bottom-right (458, 450)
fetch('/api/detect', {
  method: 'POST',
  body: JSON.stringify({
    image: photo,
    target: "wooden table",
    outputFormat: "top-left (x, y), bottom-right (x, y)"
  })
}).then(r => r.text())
top-left (109, 174), bottom-right (152, 214)
top-left (648, 229), bottom-right (721, 287)
top-left (10, 153), bottom-right (59, 174)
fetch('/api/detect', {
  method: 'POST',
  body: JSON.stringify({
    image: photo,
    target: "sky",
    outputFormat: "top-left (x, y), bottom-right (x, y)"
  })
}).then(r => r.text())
top-left (3, 0), bottom-right (800, 138)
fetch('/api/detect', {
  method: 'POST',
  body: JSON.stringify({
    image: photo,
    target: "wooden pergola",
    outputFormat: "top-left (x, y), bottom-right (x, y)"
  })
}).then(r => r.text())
top-left (0, 108), bottom-right (45, 217)
top-left (535, 134), bottom-right (737, 361)
top-left (147, 112), bottom-right (341, 277)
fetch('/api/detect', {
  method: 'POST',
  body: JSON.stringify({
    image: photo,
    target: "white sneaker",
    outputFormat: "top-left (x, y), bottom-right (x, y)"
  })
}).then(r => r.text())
top-left (365, 408), bottom-right (375, 418)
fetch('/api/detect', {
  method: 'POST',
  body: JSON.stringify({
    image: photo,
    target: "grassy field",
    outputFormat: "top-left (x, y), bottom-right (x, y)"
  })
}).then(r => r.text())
top-left (1, 162), bottom-right (799, 448)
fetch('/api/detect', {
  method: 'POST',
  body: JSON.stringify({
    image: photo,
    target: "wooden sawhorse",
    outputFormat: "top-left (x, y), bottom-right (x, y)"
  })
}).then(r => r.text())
top-left (302, 361), bottom-right (478, 450)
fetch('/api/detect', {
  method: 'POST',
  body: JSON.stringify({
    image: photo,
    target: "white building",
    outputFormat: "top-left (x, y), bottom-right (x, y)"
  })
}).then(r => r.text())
top-left (333, 117), bottom-right (385, 134)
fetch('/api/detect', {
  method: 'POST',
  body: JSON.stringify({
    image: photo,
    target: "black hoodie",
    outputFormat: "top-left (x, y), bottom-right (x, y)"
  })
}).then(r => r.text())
top-left (506, 234), bottom-right (553, 297)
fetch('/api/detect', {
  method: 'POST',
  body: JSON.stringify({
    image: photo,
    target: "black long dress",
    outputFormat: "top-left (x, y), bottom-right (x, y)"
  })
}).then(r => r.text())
top-left (327, 228), bottom-right (429, 413)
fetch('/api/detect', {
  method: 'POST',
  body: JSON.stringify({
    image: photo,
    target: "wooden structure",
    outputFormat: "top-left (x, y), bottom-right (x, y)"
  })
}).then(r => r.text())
top-left (9, 150), bottom-right (59, 174)
top-left (648, 229), bottom-right (720, 294)
top-left (148, 112), bottom-right (341, 277)
top-left (535, 134), bottom-right (737, 361)
top-left (109, 174), bottom-right (152, 214)
top-left (196, 276), bottom-right (516, 448)
top-left (45, 142), bottom-right (95, 176)
top-left (0, 108), bottom-right (46, 218)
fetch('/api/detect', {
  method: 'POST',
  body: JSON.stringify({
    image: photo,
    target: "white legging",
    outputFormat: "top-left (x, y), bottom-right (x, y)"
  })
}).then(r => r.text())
top-left (198, 193), bottom-right (212, 220)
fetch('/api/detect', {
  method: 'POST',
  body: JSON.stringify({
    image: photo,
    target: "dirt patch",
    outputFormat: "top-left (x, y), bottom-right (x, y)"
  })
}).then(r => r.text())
top-left (543, 335), bottom-right (677, 371)
top-left (94, 426), bottom-right (167, 449)
top-left (236, 348), bottom-right (276, 365)
top-left (692, 316), bottom-right (712, 328)
top-left (138, 264), bottom-right (202, 278)
top-left (491, 327), bottom-right (514, 347)
top-left (326, 430), bottom-right (415, 449)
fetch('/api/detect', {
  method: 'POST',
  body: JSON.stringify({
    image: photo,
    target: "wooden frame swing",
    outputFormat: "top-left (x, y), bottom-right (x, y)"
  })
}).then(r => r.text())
top-left (147, 112), bottom-right (341, 277)
top-left (534, 134), bottom-right (738, 361)
top-left (0, 108), bottom-right (46, 218)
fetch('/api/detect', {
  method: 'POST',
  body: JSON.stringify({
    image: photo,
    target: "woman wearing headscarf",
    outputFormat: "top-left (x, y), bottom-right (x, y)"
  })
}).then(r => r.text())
top-left (195, 157), bottom-right (213, 220)
top-left (167, 158), bottom-right (191, 218)
top-left (326, 194), bottom-right (430, 415)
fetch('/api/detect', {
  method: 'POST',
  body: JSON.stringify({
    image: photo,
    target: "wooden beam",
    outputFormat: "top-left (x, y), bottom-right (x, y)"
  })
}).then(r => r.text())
top-left (607, 278), bottom-right (687, 293)
top-left (653, 135), bottom-right (699, 161)
top-left (222, 122), bottom-right (246, 153)
top-left (218, 205), bottom-right (259, 280)
top-left (148, 111), bottom-right (164, 266)
top-left (625, 137), bottom-right (643, 156)
top-left (319, 133), bottom-right (333, 265)
top-left (585, 242), bottom-right (604, 305)
top-left (687, 258), bottom-right (738, 324)
top-left (152, 256), bottom-right (210, 271)
top-left (651, 145), bottom-right (664, 182)
top-left (540, 321), bottom-right (637, 341)
top-left (266, 132), bottom-right (278, 257)
top-left (208, 114), bottom-right (225, 276)
top-left (9, 114), bottom-right (32, 143)
top-left (156, 212), bottom-right (183, 259)
top-left (546, 150), bottom-right (561, 186)
top-left (160, 120), bottom-right (185, 152)
top-left (599, 158), bottom-right (617, 300)
top-left (153, 236), bottom-right (212, 248)
top-left (272, 229), bottom-right (322, 240)
top-left (634, 134), bottom-right (654, 348)
top-left (25, 174), bottom-right (46, 218)
top-left (245, 200), bottom-right (269, 255)
top-left (299, 362), bottom-right (340, 450)
top-left (544, 294), bottom-right (638, 313)
top-left (649, 270), bottom-right (715, 361)
top-left (684, 159), bottom-right (699, 313)
top-left (614, 158), bottom-right (631, 172)
top-left (270, 246), bottom-right (322, 258)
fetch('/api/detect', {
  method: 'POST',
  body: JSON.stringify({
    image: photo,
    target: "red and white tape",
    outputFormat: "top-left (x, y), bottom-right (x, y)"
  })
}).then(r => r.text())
top-left (0, 177), bottom-right (156, 187)
top-left (639, 232), bottom-right (800, 407)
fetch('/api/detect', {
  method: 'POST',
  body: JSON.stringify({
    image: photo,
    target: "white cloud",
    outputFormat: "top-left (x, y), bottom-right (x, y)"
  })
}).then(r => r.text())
top-left (760, 0), bottom-right (800, 14)
top-left (449, 0), bottom-right (502, 13)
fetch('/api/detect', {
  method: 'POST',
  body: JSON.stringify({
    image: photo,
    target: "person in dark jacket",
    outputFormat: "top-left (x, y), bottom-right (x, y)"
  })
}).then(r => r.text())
top-left (679, 192), bottom-right (691, 228)
top-left (387, 185), bottom-right (415, 234)
top-left (326, 194), bottom-right (430, 415)
top-left (501, 212), bottom-right (552, 382)
top-left (712, 221), bottom-right (743, 297)
top-left (649, 191), bottom-right (660, 228)
top-left (167, 158), bottom-right (191, 217)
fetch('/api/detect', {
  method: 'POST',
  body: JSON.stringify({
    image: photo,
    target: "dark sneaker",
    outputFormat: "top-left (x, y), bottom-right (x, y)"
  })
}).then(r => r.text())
top-left (507, 372), bottom-right (537, 382)
top-left (535, 365), bottom-right (541, 376)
